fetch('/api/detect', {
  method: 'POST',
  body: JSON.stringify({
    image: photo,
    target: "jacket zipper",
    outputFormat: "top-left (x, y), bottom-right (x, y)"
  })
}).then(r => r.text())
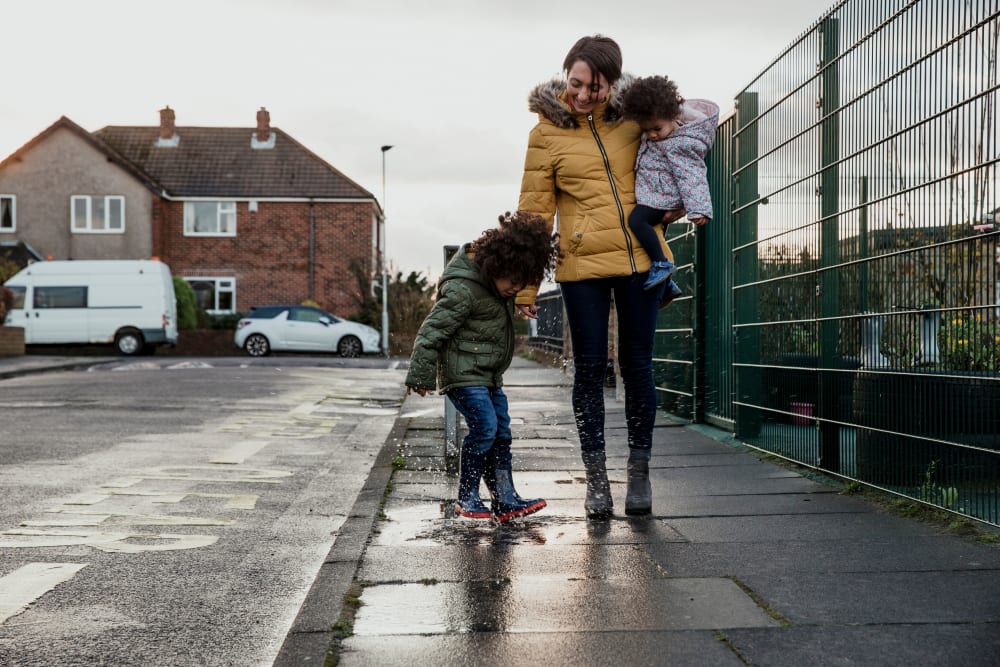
top-left (587, 112), bottom-right (636, 273)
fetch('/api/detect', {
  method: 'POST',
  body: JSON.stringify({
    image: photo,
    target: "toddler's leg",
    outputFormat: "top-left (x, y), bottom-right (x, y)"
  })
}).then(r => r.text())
top-left (628, 205), bottom-right (669, 263)
top-left (483, 388), bottom-right (546, 522)
top-left (447, 387), bottom-right (497, 519)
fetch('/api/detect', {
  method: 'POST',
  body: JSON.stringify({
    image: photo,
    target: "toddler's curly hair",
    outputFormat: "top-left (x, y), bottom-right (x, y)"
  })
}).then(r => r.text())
top-left (622, 75), bottom-right (684, 124)
top-left (472, 211), bottom-right (562, 288)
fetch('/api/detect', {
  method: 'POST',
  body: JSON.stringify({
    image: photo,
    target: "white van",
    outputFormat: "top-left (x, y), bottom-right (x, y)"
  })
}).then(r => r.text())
top-left (3, 260), bottom-right (178, 355)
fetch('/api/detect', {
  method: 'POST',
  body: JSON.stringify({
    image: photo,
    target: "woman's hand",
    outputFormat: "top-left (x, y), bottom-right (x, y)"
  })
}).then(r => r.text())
top-left (517, 304), bottom-right (539, 319)
top-left (688, 215), bottom-right (710, 227)
top-left (406, 386), bottom-right (434, 397)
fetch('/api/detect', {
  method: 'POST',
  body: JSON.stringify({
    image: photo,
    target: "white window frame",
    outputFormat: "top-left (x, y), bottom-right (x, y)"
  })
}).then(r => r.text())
top-left (184, 276), bottom-right (236, 314)
top-left (183, 201), bottom-right (237, 237)
top-left (0, 195), bottom-right (14, 232)
top-left (70, 195), bottom-right (125, 234)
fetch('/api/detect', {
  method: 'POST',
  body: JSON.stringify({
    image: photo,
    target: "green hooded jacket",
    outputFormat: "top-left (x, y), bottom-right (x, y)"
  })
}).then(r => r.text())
top-left (405, 244), bottom-right (515, 393)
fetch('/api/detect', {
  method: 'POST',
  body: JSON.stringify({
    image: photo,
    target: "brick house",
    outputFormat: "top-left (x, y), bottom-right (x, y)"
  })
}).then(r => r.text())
top-left (0, 108), bottom-right (382, 318)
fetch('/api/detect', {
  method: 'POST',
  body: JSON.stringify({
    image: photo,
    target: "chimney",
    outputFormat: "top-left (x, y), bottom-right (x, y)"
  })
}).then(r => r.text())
top-left (159, 106), bottom-right (175, 139)
top-left (251, 106), bottom-right (275, 149)
top-left (256, 107), bottom-right (270, 136)
top-left (155, 105), bottom-right (179, 147)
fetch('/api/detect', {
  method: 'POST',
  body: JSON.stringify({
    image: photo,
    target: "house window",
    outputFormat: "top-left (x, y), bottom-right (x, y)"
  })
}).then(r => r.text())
top-left (71, 195), bottom-right (124, 233)
top-left (0, 195), bottom-right (14, 231)
top-left (185, 277), bottom-right (235, 313)
top-left (184, 202), bottom-right (236, 236)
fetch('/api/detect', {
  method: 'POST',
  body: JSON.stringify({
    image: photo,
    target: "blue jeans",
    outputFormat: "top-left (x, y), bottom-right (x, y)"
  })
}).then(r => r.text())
top-left (447, 386), bottom-right (512, 469)
top-left (561, 275), bottom-right (664, 463)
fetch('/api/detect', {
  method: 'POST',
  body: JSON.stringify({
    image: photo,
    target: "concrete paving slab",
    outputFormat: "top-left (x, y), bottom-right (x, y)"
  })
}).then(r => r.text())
top-left (358, 542), bottom-right (662, 582)
top-left (647, 537), bottom-right (1000, 577)
top-left (652, 491), bottom-right (874, 518)
top-left (351, 577), bottom-right (780, 635)
top-left (662, 510), bottom-right (941, 543)
top-left (373, 504), bottom-right (688, 547)
top-left (742, 570), bottom-right (1000, 625)
top-left (340, 629), bottom-right (744, 667)
top-left (724, 623), bottom-right (1000, 667)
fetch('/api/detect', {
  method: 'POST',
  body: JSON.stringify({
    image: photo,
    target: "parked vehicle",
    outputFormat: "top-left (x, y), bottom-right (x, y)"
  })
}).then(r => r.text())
top-left (2, 259), bottom-right (178, 355)
top-left (234, 305), bottom-right (380, 358)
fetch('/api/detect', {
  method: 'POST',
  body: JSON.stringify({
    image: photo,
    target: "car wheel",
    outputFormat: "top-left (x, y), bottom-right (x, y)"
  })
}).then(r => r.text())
top-left (115, 329), bottom-right (144, 356)
top-left (244, 334), bottom-right (271, 357)
top-left (338, 335), bottom-right (362, 358)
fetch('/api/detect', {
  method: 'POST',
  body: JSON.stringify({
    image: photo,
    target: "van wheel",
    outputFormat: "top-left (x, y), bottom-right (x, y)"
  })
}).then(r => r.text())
top-left (244, 334), bottom-right (270, 357)
top-left (338, 335), bottom-right (362, 358)
top-left (115, 329), bottom-right (144, 356)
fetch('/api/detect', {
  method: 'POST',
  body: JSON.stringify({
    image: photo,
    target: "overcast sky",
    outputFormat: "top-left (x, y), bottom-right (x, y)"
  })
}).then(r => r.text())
top-left (4, 0), bottom-right (837, 278)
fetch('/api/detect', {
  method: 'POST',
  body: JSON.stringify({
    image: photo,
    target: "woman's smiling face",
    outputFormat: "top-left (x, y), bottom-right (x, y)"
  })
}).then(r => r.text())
top-left (565, 60), bottom-right (610, 114)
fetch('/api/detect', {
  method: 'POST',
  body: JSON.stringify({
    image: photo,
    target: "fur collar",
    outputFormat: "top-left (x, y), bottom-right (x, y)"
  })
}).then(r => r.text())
top-left (527, 73), bottom-right (634, 129)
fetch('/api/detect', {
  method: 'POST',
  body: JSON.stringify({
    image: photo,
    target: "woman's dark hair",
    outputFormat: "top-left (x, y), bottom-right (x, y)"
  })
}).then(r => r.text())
top-left (473, 211), bottom-right (562, 288)
top-left (563, 34), bottom-right (622, 87)
top-left (622, 75), bottom-right (684, 123)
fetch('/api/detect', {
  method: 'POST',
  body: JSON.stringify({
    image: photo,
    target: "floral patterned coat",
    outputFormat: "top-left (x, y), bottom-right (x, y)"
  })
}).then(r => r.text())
top-left (634, 99), bottom-right (720, 220)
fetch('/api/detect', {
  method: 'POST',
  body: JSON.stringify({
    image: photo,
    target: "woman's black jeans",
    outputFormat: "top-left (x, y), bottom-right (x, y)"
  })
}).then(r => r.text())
top-left (560, 274), bottom-right (665, 465)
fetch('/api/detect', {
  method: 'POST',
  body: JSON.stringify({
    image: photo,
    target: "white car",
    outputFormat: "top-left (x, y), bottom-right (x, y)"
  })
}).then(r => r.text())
top-left (234, 305), bottom-right (381, 357)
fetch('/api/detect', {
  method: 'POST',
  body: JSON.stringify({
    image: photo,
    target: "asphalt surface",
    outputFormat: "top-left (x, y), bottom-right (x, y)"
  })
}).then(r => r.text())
top-left (4, 354), bottom-right (1000, 666)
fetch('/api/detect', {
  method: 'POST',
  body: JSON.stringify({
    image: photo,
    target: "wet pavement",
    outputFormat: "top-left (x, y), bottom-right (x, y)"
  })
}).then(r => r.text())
top-left (4, 355), bottom-right (1000, 665)
top-left (328, 359), bottom-right (1000, 667)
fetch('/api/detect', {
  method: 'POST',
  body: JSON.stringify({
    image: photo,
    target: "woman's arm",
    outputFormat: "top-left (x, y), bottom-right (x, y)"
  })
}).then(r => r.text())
top-left (518, 125), bottom-right (557, 224)
top-left (516, 125), bottom-right (557, 314)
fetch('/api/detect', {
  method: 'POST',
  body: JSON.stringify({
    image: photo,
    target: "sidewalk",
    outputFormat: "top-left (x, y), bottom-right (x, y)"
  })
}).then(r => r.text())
top-left (0, 354), bottom-right (114, 379)
top-left (331, 358), bottom-right (1000, 666)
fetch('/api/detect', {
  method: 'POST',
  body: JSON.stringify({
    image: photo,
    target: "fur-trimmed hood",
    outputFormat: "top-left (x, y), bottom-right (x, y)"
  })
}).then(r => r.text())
top-left (527, 73), bottom-right (635, 129)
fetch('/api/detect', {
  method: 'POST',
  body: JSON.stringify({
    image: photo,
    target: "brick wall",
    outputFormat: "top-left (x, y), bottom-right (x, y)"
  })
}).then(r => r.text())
top-left (0, 326), bottom-right (25, 357)
top-left (154, 200), bottom-right (375, 317)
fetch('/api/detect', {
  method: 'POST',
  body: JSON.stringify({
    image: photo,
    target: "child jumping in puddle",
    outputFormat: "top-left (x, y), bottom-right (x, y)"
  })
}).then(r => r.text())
top-left (405, 211), bottom-right (562, 522)
top-left (622, 75), bottom-right (719, 302)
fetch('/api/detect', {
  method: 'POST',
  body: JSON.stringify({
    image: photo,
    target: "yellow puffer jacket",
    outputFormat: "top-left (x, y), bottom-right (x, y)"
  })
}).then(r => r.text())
top-left (517, 76), bottom-right (674, 306)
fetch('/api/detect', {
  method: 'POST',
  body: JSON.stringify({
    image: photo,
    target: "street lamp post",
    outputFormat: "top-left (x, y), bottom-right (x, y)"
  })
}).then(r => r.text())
top-left (380, 145), bottom-right (393, 357)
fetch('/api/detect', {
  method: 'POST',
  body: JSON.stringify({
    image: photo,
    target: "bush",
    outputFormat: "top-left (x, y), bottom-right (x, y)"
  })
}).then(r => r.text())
top-left (173, 277), bottom-right (198, 330)
top-left (0, 286), bottom-right (12, 323)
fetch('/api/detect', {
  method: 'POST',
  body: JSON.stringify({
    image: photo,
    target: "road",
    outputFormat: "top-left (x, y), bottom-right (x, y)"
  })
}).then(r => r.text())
top-left (0, 356), bottom-right (407, 666)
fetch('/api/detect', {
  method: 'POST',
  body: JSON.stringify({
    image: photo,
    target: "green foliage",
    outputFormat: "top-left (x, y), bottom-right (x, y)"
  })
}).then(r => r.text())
top-left (0, 258), bottom-right (20, 283)
top-left (387, 270), bottom-right (435, 336)
top-left (172, 277), bottom-right (198, 330)
top-left (207, 312), bottom-right (245, 330)
top-left (938, 310), bottom-right (999, 371)
top-left (0, 286), bottom-right (12, 323)
top-left (191, 309), bottom-right (244, 330)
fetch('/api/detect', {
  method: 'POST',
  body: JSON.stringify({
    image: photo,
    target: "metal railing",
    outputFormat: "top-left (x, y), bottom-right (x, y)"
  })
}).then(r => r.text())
top-left (724, 0), bottom-right (1000, 525)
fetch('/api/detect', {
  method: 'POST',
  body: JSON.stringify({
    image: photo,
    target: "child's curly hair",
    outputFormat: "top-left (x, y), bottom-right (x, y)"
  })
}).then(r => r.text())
top-left (472, 211), bottom-right (562, 288)
top-left (622, 75), bottom-right (684, 124)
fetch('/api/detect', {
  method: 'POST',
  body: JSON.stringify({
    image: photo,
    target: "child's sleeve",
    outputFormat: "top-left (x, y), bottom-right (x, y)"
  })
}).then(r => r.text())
top-left (404, 281), bottom-right (473, 390)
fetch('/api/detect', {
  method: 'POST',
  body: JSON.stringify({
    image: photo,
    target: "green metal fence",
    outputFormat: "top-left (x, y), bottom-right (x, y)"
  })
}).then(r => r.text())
top-left (660, 0), bottom-right (1000, 525)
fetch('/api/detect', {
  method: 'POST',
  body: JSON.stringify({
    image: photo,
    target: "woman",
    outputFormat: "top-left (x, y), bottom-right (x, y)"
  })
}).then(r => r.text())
top-left (517, 35), bottom-right (684, 518)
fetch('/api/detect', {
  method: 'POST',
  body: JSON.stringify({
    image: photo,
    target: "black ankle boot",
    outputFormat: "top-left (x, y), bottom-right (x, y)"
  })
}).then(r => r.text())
top-left (584, 461), bottom-right (613, 519)
top-left (624, 453), bottom-right (652, 516)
